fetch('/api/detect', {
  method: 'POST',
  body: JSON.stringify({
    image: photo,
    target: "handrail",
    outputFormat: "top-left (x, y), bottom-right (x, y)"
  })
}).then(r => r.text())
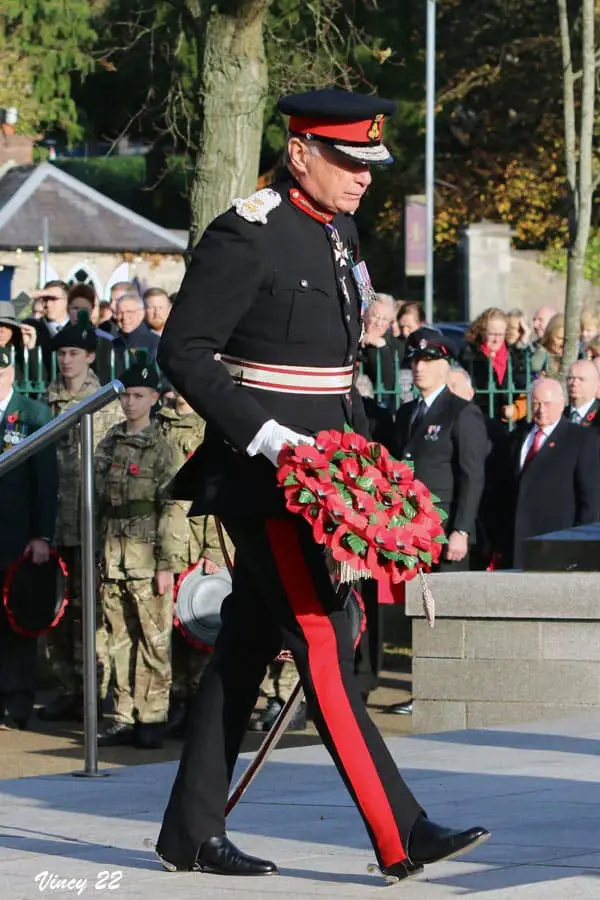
top-left (0, 379), bottom-right (124, 777)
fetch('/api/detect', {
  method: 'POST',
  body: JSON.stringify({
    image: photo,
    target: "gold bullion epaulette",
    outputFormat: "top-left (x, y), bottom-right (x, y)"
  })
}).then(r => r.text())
top-left (233, 188), bottom-right (281, 224)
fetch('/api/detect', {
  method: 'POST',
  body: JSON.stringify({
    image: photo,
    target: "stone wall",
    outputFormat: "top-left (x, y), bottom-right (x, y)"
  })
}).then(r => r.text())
top-left (509, 250), bottom-right (600, 318)
top-left (1, 249), bottom-right (185, 300)
top-left (406, 571), bottom-right (600, 733)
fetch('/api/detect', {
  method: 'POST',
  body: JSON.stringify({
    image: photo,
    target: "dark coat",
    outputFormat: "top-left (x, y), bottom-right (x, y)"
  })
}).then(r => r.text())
top-left (486, 418), bottom-right (600, 568)
top-left (112, 322), bottom-right (160, 377)
top-left (157, 172), bottom-right (370, 517)
top-left (358, 332), bottom-right (405, 400)
top-left (390, 387), bottom-right (488, 537)
top-left (0, 391), bottom-right (58, 568)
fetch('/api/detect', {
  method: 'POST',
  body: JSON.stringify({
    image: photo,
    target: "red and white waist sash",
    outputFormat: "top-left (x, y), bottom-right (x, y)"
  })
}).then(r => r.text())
top-left (220, 354), bottom-right (354, 395)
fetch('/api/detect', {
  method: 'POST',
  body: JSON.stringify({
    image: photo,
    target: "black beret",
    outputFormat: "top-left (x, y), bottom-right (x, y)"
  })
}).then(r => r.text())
top-left (278, 88), bottom-right (396, 165)
top-left (407, 327), bottom-right (458, 362)
top-left (120, 349), bottom-right (161, 390)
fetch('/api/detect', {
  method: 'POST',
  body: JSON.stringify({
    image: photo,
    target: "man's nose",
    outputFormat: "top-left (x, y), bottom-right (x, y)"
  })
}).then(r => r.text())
top-left (355, 168), bottom-right (372, 188)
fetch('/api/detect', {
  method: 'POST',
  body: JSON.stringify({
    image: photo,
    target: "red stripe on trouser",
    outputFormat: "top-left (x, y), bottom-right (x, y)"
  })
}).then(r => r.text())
top-left (265, 518), bottom-right (406, 867)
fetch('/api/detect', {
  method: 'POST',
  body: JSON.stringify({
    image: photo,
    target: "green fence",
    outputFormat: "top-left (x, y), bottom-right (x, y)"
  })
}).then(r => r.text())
top-left (361, 349), bottom-right (533, 429)
top-left (11, 346), bottom-right (133, 398)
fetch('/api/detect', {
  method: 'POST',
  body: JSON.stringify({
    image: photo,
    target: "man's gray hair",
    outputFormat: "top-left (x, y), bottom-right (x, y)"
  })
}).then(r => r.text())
top-left (116, 293), bottom-right (144, 310)
top-left (283, 133), bottom-right (322, 167)
top-left (373, 293), bottom-right (396, 314)
top-left (449, 364), bottom-right (472, 386)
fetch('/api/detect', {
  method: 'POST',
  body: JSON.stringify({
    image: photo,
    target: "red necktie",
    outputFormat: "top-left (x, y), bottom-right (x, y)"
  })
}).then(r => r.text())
top-left (523, 427), bottom-right (544, 469)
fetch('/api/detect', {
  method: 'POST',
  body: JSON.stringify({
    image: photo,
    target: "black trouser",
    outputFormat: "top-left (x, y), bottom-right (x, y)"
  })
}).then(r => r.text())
top-left (353, 578), bottom-right (382, 698)
top-left (0, 570), bottom-right (37, 719)
top-left (157, 516), bottom-right (422, 871)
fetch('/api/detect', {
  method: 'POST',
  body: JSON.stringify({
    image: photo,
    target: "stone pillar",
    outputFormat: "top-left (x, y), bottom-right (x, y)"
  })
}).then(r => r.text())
top-left (462, 222), bottom-right (512, 321)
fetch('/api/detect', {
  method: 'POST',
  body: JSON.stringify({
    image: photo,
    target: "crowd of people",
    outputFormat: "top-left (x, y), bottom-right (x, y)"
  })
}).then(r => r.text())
top-left (1, 280), bottom-right (599, 740)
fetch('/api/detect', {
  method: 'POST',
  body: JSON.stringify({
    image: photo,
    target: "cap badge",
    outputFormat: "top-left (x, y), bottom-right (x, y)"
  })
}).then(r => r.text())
top-left (142, 367), bottom-right (148, 378)
top-left (419, 339), bottom-right (427, 350)
top-left (233, 188), bottom-right (282, 225)
top-left (367, 114), bottom-right (384, 142)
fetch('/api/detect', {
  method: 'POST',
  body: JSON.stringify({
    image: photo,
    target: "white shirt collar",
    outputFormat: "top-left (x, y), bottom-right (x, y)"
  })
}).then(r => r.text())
top-left (571, 398), bottom-right (596, 419)
top-left (519, 418), bottom-right (561, 468)
top-left (420, 384), bottom-right (447, 409)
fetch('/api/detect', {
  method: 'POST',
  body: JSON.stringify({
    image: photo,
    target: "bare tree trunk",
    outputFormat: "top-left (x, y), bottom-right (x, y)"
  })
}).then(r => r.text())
top-left (558, 0), bottom-right (596, 381)
top-left (187, 0), bottom-right (272, 249)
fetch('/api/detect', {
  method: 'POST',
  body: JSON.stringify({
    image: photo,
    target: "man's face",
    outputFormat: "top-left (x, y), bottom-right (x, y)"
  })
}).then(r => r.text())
top-left (144, 294), bottom-right (171, 332)
top-left (366, 302), bottom-right (394, 338)
top-left (57, 347), bottom-right (95, 380)
top-left (119, 386), bottom-right (158, 421)
top-left (289, 139), bottom-right (372, 215)
top-left (567, 362), bottom-right (599, 406)
top-left (116, 299), bottom-right (144, 334)
top-left (531, 383), bottom-right (564, 427)
top-left (0, 362), bottom-right (15, 400)
top-left (532, 306), bottom-right (555, 340)
top-left (398, 312), bottom-right (420, 339)
top-left (412, 356), bottom-right (450, 396)
top-left (42, 287), bottom-right (68, 323)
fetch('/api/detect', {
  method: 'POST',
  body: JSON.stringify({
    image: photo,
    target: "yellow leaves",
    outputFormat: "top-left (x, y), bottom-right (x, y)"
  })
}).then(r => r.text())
top-left (372, 46), bottom-right (392, 64)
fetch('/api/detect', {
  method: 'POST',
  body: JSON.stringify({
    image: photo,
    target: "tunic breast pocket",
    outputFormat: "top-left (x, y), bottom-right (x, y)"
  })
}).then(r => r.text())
top-left (283, 277), bottom-right (335, 345)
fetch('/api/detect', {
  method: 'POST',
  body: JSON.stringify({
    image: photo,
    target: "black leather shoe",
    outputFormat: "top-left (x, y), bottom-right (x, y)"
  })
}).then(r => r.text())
top-left (195, 836), bottom-right (278, 876)
top-left (248, 698), bottom-right (283, 732)
top-left (166, 700), bottom-right (188, 739)
top-left (134, 722), bottom-right (165, 750)
top-left (38, 694), bottom-right (83, 722)
top-left (0, 714), bottom-right (28, 731)
top-left (407, 814), bottom-right (490, 866)
top-left (386, 700), bottom-right (413, 715)
top-left (97, 721), bottom-right (135, 747)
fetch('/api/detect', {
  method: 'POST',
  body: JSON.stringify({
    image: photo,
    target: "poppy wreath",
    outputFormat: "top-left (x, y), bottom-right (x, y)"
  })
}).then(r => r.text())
top-left (276, 427), bottom-right (447, 586)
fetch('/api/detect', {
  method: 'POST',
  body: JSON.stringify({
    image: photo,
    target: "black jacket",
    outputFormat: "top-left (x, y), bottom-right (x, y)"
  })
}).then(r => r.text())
top-left (486, 418), bottom-right (600, 568)
top-left (158, 173), bottom-right (369, 516)
top-left (459, 341), bottom-right (529, 423)
top-left (0, 392), bottom-right (58, 568)
top-left (390, 387), bottom-right (488, 537)
top-left (563, 399), bottom-right (600, 430)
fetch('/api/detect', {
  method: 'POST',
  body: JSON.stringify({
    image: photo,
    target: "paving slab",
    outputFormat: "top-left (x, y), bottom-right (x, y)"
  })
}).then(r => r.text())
top-left (2, 712), bottom-right (600, 898)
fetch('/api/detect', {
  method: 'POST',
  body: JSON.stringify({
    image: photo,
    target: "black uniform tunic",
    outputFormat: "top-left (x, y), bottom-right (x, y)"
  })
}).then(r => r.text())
top-left (156, 173), bottom-right (422, 872)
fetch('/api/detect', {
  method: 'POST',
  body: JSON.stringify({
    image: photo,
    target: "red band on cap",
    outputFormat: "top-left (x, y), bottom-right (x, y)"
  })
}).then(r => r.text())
top-left (289, 114), bottom-right (385, 145)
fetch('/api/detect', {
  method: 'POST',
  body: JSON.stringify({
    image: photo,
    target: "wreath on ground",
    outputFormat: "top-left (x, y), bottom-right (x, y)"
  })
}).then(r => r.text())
top-left (276, 428), bottom-right (447, 625)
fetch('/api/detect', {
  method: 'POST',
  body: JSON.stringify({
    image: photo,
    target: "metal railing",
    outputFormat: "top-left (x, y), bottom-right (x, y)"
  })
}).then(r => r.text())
top-left (8, 345), bottom-right (133, 398)
top-left (361, 348), bottom-right (533, 428)
top-left (0, 380), bottom-right (124, 776)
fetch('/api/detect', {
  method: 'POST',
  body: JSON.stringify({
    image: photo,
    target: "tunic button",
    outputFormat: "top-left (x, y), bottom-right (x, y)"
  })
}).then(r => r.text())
top-left (300, 279), bottom-right (308, 288)
top-left (345, 314), bottom-right (351, 322)
top-left (348, 354), bottom-right (353, 362)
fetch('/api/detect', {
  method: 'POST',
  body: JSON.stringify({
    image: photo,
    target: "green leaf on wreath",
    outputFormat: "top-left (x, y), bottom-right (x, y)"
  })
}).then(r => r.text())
top-left (419, 551), bottom-right (432, 565)
top-left (343, 424), bottom-right (353, 433)
top-left (283, 473), bottom-right (299, 486)
top-left (331, 450), bottom-right (347, 463)
top-left (378, 548), bottom-right (402, 562)
top-left (344, 532), bottom-right (368, 555)
top-left (433, 534), bottom-right (447, 543)
top-left (371, 444), bottom-right (381, 460)
top-left (389, 514), bottom-right (408, 528)
top-left (339, 487), bottom-right (354, 507)
top-left (429, 492), bottom-right (441, 504)
top-left (356, 476), bottom-right (374, 491)
top-left (437, 508), bottom-right (448, 521)
top-left (397, 552), bottom-right (417, 568)
top-left (402, 498), bottom-right (417, 519)
top-left (298, 488), bottom-right (316, 504)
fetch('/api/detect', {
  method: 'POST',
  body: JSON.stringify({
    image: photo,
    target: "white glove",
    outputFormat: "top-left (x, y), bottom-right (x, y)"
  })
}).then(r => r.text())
top-left (247, 419), bottom-right (315, 467)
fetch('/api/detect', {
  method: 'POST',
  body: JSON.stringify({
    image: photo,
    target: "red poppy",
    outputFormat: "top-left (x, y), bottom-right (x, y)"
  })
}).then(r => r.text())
top-left (129, 464), bottom-right (140, 475)
top-left (586, 411), bottom-right (596, 423)
top-left (6, 413), bottom-right (18, 425)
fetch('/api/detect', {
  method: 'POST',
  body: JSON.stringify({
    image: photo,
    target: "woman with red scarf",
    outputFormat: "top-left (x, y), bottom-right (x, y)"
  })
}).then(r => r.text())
top-left (459, 308), bottom-right (529, 428)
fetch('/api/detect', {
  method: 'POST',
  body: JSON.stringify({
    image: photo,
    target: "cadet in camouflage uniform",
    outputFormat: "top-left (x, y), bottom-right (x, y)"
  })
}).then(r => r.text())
top-left (39, 314), bottom-right (123, 722)
top-left (156, 391), bottom-right (233, 736)
top-left (95, 361), bottom-right (180, 749)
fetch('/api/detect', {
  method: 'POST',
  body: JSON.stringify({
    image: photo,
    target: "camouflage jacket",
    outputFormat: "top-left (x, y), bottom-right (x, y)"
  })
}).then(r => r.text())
top-left (156, 406), bottom-right (233, 570)
top-left (94, 421), bottom-right (180, 579)
top-left (48, 370), bottom-right (123, 547)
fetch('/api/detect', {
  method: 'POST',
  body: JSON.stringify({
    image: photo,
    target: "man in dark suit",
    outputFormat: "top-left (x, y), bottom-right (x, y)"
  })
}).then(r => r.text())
top-left (565, 360), bottom-right (600, 428)
top-left (391, 329), bottom-right (488, 573)
top-left (0, 348), bottom-right (58, 728)
top-left (488, 377), bottom-right (600, 569)
top-left (154, 90), bottom-right (488, 883)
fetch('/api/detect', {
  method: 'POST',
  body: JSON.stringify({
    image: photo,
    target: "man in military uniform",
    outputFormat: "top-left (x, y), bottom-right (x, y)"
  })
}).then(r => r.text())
top-left (38, 314), bottom-right (123, 722)
top-left (94, 361), bottom-right (179, 749)
top-left (0, 348), bottom-right (58, 729)
top-left (155, 90), bottom-right (489, 882)
top-left (156, 390), bottom-right (232, 736)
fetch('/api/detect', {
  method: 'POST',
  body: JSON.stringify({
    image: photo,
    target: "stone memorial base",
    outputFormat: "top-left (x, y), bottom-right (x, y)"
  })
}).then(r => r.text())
top-left (405, 571), bottom-right (600, 733)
